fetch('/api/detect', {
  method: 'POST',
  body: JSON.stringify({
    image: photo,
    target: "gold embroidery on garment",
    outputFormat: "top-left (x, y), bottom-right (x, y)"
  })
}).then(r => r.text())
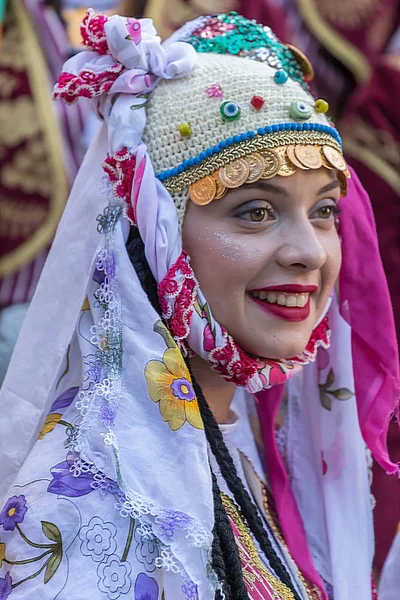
top-left (0, 9), bottom-right (28, 71)
top-left (0, 72), bottom-right (20, 98)
top-left (342, 118), bottom-right (400, 194)
top-left (0, 197), bottom-right (47, 239)
top-left (0, 97), bottom-right (41, 146)
top-left (296, 0), bottom-right (371, 84)
top-left (1, 137), bottom-right (51, 196)
top-left (221, 492), bottom-right (296, 600)
top-left (238, 451), bottom-right (322, 600)
top-left (0, 0), bottom-right (68, 278)
top-left (314, 0), bottom-right (379, 29)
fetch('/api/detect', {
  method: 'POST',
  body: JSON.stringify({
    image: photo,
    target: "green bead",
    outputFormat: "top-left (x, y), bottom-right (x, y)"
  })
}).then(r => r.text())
top-left (289, 101), bottom-right (313, 120)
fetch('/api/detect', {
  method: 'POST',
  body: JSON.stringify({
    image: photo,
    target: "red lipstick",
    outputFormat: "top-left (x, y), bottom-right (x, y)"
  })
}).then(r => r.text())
top-left (250, 284), bottom-right (318, 294)
top-left (247, 284), bottom-right (317, 322)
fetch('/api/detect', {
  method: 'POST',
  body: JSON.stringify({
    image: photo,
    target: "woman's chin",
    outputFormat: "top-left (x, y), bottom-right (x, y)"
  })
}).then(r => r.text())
top-left (239, 333), bottom-right (311, 361)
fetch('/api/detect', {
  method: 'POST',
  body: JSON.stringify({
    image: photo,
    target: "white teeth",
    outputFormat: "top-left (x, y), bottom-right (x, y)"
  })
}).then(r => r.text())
top-left (285, 295), bottom-right (297, 307)
top-left (296, 294), bottom-right (307, 307)
top-left (250, 291), bottom-right (310, 307)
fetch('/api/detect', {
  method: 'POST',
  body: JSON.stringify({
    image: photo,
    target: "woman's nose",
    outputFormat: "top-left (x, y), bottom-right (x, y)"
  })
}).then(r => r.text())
top-left (275, 219), bottom-right (327, 271)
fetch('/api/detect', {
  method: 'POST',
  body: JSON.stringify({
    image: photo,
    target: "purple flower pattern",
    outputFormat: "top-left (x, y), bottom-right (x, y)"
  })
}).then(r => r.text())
top-left (170, 378), bottom-right (195, 402)
top-left (48, 458), bottom-right (96, 497)
top-left (134, 572), bottom-right (159, 600)
top-left (0, 572), bottom-right (12, 600)
top-left (0, 495), bottom-right (27, 531)
top-left (49, 387), bottom-right (79, 413)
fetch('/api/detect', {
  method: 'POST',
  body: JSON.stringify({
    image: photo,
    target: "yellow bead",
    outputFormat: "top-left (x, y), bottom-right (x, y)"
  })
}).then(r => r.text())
top-left (315, 99), bottom-right (329, 114)
top-left (177, 123), bottom-right (192, 137)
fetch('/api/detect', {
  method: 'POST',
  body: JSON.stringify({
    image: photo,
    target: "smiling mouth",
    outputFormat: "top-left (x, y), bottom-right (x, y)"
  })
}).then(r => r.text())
top-left (247, 288), bottom-right (315, 322)
top-left (249, 290), bottom-right (310, 308)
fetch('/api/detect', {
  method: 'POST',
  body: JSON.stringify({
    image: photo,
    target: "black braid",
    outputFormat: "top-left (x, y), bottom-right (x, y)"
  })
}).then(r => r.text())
top-left (126, 226), bottom-right (299, 600)
top-left (188, 372), bottom-right (301, 600)
top-left (126, 227), bottom-right (241, 597)
top-left (209, 465), bottom-right (249, 600)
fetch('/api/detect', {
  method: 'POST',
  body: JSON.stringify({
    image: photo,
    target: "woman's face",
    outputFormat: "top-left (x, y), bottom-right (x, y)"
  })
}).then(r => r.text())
top-left (183, 167), bottom-right (342, 359)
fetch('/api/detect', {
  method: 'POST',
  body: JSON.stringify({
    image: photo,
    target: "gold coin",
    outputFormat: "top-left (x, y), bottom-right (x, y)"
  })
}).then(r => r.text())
top-left (275, 147), bottom-right (297, 177)
top-left (294, 145), bottom-right (323, 170)
top-left (321, 154), bottom-right (334, 170)
top-left (259, 149), bottom-right (281, 179)
top-left (245, 153), bottom-right (265, 184)
top-left (189, 175), bottom-right (216, 206)
top-left (322, 146), bottom-right (347, 171)
top-left (212, 171), bottom-right (228, 200)
top-left (219, 158), bottom-right (250, 189)
top-left (337, 170), bottom-right (348, 196)
top-left (287, 145), bottom-right (308, 170)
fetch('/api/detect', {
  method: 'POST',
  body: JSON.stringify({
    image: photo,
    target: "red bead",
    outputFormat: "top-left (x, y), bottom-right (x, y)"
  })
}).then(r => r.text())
top-left (250, 95), bottom-right (265, 110)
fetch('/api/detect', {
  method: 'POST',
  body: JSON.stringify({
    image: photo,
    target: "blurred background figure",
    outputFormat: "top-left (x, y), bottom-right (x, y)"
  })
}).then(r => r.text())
top-left (0, 0), bottom-right (89, 382)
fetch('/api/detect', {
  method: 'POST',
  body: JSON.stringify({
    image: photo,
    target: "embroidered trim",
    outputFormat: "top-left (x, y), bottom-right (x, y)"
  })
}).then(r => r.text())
top-left (53, 64), bottom-right (123, 105)
top-left (158, 252), bottom-right (198, 345)
top-left (290, 316), bottom-right (330, 364)
top-left (221, 492), bottom-right (296, 599)
top-left (81, 8), bottom-right (110, 55)
top-left (103, 148), bottom-right (136, 224)
top-left (157, 126), bottom-right (342, 193)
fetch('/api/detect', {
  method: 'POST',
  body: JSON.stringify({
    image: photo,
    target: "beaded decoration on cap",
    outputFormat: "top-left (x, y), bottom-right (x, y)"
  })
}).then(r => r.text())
top-left (186, 12), bottom-right (312, 88)
top-left (143, 12), bottom-right (350, 219)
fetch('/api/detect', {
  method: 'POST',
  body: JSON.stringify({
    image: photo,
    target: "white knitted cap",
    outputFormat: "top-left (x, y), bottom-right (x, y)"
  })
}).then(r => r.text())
top-left (142, 25), bottom-right (342, 224)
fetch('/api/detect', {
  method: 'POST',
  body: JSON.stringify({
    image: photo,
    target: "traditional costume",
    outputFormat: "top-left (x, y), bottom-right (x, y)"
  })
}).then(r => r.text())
top-left (0, 11), bottom-right (398, 600)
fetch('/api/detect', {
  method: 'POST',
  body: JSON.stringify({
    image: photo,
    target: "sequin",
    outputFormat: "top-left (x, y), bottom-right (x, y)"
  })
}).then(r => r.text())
top-left (289, 101), bottom-right (313, 120)
top-left (206, 83), bottom-right (224, 98)
top-left (184, 12), bottom-right (308, 90)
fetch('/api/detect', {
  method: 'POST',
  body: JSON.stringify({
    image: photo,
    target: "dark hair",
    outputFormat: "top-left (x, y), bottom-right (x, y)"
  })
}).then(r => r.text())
top-left (126, 226), bottom-right (300, 600)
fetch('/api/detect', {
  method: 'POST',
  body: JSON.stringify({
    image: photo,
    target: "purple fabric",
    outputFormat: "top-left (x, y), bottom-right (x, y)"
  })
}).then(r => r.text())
top-left (257, 167), bottom-right (400, 595)
top-left (339, 168), bottom-right (400, 473)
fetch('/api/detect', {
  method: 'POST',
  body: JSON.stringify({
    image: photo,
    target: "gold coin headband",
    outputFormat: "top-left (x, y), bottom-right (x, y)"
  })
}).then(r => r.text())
top-left (189, 144), bottom-right (350, 206)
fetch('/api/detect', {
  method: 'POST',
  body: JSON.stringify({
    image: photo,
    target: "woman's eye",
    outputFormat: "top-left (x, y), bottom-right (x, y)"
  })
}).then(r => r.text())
top-left (313, 205), bottom-right (336, 219)
top-left (237, 203), bottom-right (275, 223)
top-left (249, 208), bottom-right (268, 222)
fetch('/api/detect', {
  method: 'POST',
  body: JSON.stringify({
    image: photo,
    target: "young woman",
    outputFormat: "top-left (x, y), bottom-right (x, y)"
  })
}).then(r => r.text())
top-left (0, 10), bottom-right (398, 600)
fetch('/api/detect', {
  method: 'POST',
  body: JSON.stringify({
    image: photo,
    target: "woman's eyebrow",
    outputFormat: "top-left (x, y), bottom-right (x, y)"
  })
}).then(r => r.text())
top-left (317, 180), bottom-right (341, 195)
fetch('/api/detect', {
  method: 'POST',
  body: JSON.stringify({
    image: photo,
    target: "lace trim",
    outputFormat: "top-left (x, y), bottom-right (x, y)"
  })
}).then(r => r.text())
top-left (103, 148), bottom-right (136, 224)
top-left (158, 251), bottom-right (198, 345)
top-left (290, 316), bottom-right (331, 365)
top-left (53, 64), bottom-right (123, 105)
top-left (66, 180), bottom-right (214, 597)
top-left (81, 9), bottom-right (110, 55)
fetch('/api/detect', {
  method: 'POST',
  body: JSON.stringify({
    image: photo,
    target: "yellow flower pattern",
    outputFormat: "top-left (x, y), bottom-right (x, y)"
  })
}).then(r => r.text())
top-left (145, 346), bottom-right (203, 432)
